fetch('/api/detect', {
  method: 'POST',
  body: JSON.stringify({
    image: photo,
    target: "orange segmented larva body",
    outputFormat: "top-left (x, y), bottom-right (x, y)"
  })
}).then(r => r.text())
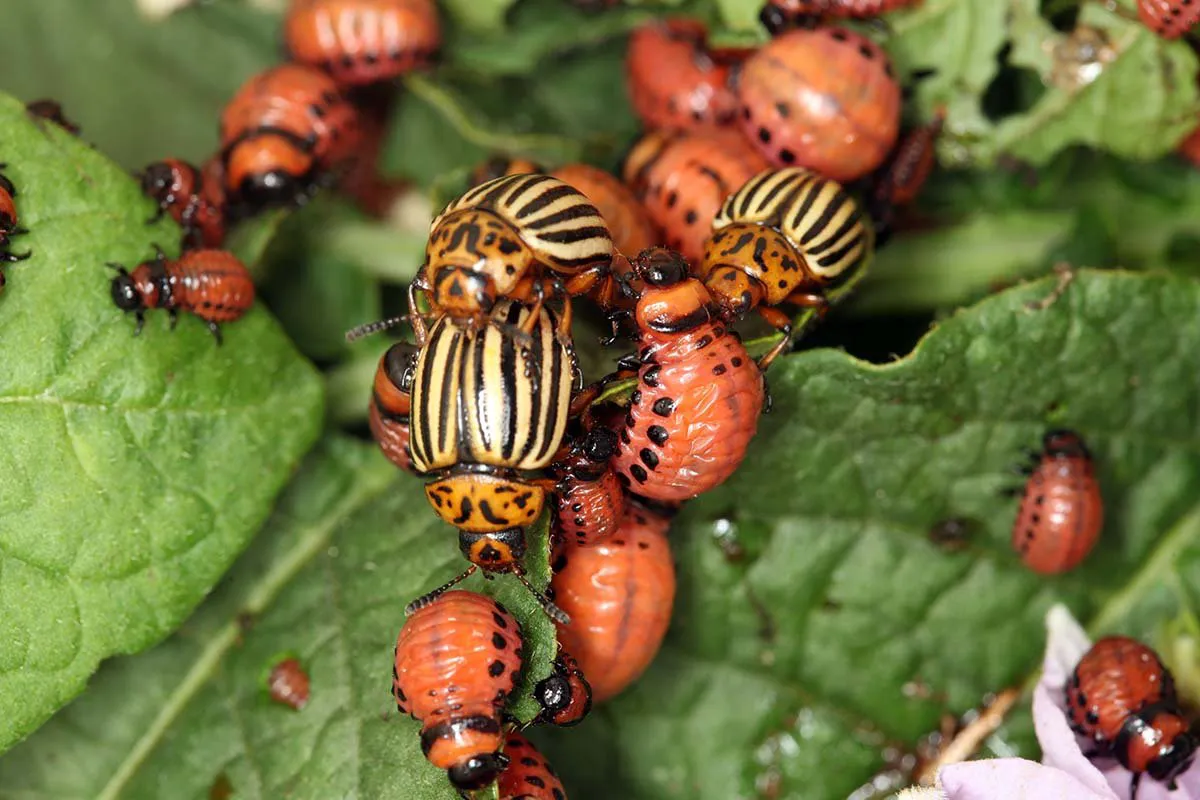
top-left (611, 249), bottom-right (766, 502)
top-left (497, 731), bottom-right (568, 800)
top-left (625, 18), bottom-right (744, 132)
top-left (393, 590), bottom-right (524, 791)
top-left (534, 648), bottom-right (593, 727)
top-left (1012, 430), bottom-right (1102, 575)
top-left (1138, 0), bottom-right (1200, 39)
top-left (109, 248), bottom-right (255, 342)
top-left (550, 163), bottom-right (659, 260)
top-left (369, 341), bottom-right (419, 473)
top-left (735, 27), bottom-right (901, 182)
top-left (623, 129), bottom-right (768, 265)
top-left (220, 64), bottom-right (360, 165)
top-left (284, 0), bottom-right (441, 87)
top-left (220, 64), bottom-right (360, 210)
top-left (551, 503), bottom-right (675, 703)
top-left (548, 428), bottom-right (626, 547)
top-left (1066, 636), bottom-right (1197, 788)
top-left (138, 158), bottom-right (227, 250)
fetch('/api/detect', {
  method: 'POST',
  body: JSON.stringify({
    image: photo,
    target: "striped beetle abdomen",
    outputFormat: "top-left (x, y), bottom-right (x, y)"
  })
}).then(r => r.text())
top-left (433, 172), bottom-right (614, 275)
top-left (409, 299), bottom-right (576, 474)
top-left (711, 166), bottom-right (873, 295)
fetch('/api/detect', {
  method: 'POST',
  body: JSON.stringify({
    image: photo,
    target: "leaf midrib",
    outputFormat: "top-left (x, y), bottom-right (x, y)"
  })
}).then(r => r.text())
top-left (94, 459), bottom-right (395, 800)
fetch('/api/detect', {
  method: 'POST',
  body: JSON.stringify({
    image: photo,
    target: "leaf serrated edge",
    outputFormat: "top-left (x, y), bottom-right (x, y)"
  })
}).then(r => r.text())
top-left (95, 457), bottom-right (397, 800)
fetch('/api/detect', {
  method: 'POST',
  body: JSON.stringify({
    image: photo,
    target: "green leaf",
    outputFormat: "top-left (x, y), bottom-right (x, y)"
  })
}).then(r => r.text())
top-left (970, 2), bottom-right (1200, 165)
top-left (447, 0), bottom-right (654, 77)
top-left (439, 0), bottom-right (516, 33)
top-left (0, 437), bottom-right (558, 798)
top-left (534, 270), bottom-right (1200, 797)
top-left (855, 210), bottom-right (1073, 314)
top-left (885, 0), bottom-right (1026, 133)
top-left (0, 93), bottom-right (324, 750)
top-left (0, 0), bottom-right (277, 168)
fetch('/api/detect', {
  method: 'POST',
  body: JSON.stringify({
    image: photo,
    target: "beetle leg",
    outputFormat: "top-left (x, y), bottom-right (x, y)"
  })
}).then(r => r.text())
top-left (755, 305), bottom-right (797, 371)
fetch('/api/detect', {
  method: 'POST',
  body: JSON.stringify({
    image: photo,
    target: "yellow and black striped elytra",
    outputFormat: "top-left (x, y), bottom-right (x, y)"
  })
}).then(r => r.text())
top-left (696, 167), bottom-right (874, 367)
top-left (413, 173), bottom-right (616, 333)
top-left (409, 300), bottom-right (578, 535)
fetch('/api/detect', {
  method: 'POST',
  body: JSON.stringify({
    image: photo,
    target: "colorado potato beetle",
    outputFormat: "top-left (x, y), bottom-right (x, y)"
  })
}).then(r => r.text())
top-left (1067, 635), bottom-right (1196, 795)
top-left (393, 590), bottom-right (524, 792)
top-left (1011, 429), bottom-right (1103, 575)
top-left (414, 173), bottom-right (618, 338)
top-left (626, 18), bottom-right (744, 132)
top-left (623, 129), bottom-right (769, 266)
top-left (698, 167), bottom-right (874, 368)
top-left (108, 246), bottom-right (255, 343)
top-left (735, 26), bottom-right (901, 182)
top-left (284, 0), bottom-right (441, 86)
top-left (551, 502), bottom-right (676, 703)
top-left (359, 301), bottom-right (578, 620)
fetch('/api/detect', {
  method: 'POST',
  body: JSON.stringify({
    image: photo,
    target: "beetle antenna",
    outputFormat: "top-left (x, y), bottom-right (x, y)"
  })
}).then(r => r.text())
top-left (346, 316), bottom-right (410, 342)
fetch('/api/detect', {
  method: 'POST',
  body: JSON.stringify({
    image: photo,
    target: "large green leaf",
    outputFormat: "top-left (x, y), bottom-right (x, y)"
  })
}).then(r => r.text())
top-left (0, 437), bottom-right (558, 799)
top-left (0, 93), bottom-right (324, 750)
top-left (0, 0), bottom-right (277, 168)
top-left (531, 269), bottom-right (1200, 798)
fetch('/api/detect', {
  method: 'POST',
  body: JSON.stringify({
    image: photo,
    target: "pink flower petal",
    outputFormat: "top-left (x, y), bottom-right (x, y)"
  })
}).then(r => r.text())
top-left (939, 758), bottom-right (1112, 799)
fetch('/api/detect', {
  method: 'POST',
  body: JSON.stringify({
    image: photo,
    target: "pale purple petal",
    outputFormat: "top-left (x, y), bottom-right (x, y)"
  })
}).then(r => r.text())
top-left (1033, 681), bottom-right (1116, 798)
top-left (939, 758), bottom-right (1111, 799)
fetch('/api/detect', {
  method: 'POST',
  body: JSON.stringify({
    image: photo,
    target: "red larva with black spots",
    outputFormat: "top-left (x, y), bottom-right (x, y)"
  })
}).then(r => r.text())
top-left (625, 18), bottom-right (745, 133)
top-left (284, 0), bottom-right (441, 87)
top-left (547, 427), bottom-right (626, 548)
top-left (551, 502), bottom-right (676, 703)
top-left (108, 247), bottom-right (255, 344)
top-left (1137, 0), bottom-right (1200, 39)
top-left (497, 731), bottom-right (568, 800)
top-left (609, 248), bottom-right (766, 502)
top-left (623, 129), bottom-right (769, 266)
top-left (734, 26), bottom-right (902, 182)
top-left (392, 590), bottom-right (524, 791)
top-left (1066, 636), bottom-right (1197, 795)
top-left (534, 649), bottom-right (593, 727)
top-left (1011, 430), bottom-right (1103, 575)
